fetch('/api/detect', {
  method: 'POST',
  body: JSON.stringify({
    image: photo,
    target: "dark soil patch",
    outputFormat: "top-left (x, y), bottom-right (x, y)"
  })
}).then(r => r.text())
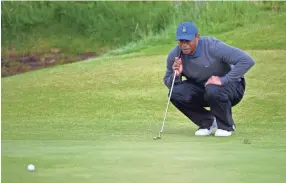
top-left (1, 49), bottom-right (96, 77)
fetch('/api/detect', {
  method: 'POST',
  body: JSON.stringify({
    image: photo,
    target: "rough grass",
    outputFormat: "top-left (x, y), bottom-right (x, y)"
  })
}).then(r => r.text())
top-left (2, 2), bottom-right (285, 78)
top-left (106, 10), bottom-right (286, 57)
top-left (3, 1), bottom-right (284, 56)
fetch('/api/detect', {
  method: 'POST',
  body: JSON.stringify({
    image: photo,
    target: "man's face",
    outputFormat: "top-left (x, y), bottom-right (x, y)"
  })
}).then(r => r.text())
top-left (178, 34), bottom-right (200, 55)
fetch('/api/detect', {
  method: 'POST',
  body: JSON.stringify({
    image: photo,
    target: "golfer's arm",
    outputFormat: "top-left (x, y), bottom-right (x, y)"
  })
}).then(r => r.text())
top-left (163, 53), bottom-right (181, 88)
top-left (214, 41), bottom-right (255, 85)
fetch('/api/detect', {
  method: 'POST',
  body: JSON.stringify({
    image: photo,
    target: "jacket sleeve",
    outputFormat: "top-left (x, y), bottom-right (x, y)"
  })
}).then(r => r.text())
top-left (163, 48), bottom-right (182, 89)
top-left (213, 41), bottom-right (255, 85)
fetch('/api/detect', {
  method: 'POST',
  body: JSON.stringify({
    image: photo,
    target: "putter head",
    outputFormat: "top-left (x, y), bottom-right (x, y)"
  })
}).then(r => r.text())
top-left (153, 136), bottom-right (161, 140)
top-left (153, 132), bottom-right (162, 140)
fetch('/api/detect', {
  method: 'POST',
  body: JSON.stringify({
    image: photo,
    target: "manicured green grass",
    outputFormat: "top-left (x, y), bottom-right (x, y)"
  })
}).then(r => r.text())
top-left (2, 140), bottom-right (286, 183)
top-left (2, 49), bottom-right (286, 183)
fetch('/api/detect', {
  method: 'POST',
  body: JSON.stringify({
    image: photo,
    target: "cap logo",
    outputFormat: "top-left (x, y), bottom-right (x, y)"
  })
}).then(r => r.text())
top-left (182, 26), bottom-right (187, 33)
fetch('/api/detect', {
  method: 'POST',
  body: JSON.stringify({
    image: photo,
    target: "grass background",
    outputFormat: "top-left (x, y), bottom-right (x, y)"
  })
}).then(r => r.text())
top-left (2, 1), bottom-right (285, 56)
top-left (2, 1), bottom-right (286, 183)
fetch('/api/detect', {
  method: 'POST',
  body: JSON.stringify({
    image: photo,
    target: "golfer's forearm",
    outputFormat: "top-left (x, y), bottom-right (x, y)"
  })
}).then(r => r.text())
top-left (220, 58), bottom-right (255, 84)
top-left (214, 41), bottom-right (255, 84)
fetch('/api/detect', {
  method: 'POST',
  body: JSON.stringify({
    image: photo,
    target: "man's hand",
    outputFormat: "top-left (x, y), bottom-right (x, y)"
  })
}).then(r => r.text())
top-left (205, 76), bottom-right (222, 87)
top-left (172, 57), bottom-right (183, 76)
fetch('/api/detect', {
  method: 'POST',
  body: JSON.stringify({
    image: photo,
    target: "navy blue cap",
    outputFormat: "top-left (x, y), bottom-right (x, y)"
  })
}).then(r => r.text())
top-left (176, 22), bottom-right (198, 41)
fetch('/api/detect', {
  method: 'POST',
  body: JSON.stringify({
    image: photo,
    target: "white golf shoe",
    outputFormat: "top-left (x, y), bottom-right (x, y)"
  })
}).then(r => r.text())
top-left (214, 129), bottom-right (233, 137)
top-left (195, 119), bottom-right (217, 136)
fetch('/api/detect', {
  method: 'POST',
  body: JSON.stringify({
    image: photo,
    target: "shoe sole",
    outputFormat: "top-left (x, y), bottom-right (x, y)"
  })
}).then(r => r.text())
top-left (195, 126), bottom-right (216, 136)
top-left (214, 132), bottom-right (233, 137)
top-left (214, 134), bottom-right (232, 137)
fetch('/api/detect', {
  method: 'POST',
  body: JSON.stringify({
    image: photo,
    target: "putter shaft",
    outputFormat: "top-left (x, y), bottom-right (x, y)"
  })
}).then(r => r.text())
top-left (158, 70), bottom-right (177, 137)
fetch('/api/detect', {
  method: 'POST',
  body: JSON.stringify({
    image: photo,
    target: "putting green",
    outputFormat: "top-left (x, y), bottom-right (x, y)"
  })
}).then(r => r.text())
top-left (2, 139), bottom-right (286, 183)
top-left (2, 50), bottom-right (286, 183)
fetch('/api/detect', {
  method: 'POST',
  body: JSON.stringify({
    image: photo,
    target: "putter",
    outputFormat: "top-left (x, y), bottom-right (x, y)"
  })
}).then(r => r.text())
top-left (153, 70), bottom-right (177, 140)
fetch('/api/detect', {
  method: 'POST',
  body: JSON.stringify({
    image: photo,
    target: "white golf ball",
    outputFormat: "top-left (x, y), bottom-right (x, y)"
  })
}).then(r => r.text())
top-left (27, 164), bottom-right (35, 172)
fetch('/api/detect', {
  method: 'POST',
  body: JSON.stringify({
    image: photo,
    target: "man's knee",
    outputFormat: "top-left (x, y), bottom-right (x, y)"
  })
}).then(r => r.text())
top-left (204, 85), bottom-right (227, 102)
top-left (169, 84), bottom-right (190, 103)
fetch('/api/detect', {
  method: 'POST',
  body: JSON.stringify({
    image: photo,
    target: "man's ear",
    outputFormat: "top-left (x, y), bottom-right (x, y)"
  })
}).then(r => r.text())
top-left (196, 33), bottom-right (200, 39)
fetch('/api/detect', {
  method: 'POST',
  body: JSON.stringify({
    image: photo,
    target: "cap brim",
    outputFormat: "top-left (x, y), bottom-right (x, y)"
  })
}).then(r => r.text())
top-left (176, 35), bottom-right (195, 41)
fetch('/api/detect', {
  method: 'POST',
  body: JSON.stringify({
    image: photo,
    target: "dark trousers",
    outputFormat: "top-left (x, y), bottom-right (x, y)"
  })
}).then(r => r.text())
top-left (169, 79), bottom-right (245, 131)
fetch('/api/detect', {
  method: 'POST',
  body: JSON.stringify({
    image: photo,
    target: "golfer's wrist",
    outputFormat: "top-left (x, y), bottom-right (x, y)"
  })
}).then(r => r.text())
top-left (220, 76), bottom-right (229, 85)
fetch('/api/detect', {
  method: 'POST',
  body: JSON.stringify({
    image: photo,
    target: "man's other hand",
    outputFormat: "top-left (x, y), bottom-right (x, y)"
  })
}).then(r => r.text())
top-left (205, 76), bottom-right (222, 87)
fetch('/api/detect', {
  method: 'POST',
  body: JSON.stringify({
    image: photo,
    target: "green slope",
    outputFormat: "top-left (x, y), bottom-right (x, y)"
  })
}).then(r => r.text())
top-left (2, 49), bottom-right (286, 183)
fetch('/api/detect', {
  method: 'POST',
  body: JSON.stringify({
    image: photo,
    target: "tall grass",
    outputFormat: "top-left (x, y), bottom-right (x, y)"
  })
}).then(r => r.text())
top-left (106, 1), bottom-right (264, 56)
top-left (2, 1), bottom-right (284, 56)
top-left (1, 1), bottom-right (173, 54)
top-left (107, 1), bottom-right (286, 56)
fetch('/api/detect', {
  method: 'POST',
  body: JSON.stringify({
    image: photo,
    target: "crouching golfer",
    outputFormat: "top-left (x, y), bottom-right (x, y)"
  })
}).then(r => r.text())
top-left (163, 22), bottom-right (255, 137)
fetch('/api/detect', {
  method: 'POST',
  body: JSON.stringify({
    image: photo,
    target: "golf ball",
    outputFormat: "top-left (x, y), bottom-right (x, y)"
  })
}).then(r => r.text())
top-left (27, 164), bottom-right (35, 172)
